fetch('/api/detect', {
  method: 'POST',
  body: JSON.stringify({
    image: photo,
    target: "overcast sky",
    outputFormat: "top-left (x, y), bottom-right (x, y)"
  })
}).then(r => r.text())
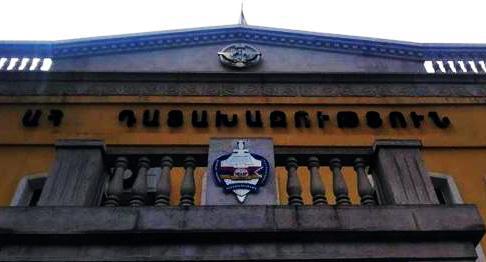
top-left (1, 0), bottom-right (485, 43)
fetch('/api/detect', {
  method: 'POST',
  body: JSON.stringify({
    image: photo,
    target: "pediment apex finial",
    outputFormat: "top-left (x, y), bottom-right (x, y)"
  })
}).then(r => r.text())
top-left (239, 0), bottom-right (248, 25)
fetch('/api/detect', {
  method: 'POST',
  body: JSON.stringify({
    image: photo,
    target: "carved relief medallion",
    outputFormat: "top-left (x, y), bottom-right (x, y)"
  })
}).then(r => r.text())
top-left (217, 43), bottom-right (262, 68)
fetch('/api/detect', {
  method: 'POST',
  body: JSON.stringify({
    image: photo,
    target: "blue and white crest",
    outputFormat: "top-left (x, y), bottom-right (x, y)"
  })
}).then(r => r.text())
top-left (212, 140), bottom-right (270, 203)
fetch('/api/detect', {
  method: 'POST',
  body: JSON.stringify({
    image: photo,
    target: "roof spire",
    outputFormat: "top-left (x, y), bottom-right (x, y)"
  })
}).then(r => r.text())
top-left (239, 0), bottom-right (247, 25)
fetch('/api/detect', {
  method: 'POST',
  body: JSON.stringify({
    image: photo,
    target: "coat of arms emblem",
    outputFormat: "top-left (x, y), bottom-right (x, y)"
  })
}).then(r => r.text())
top-left (212, 140), bottom-right (270, 203)
top-left (217, 43), bottom-right (262, 68)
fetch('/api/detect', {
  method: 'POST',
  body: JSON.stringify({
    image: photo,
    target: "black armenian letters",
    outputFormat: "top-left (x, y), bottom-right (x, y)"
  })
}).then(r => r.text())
top-left (117, 109), bottom-right (451, 129)
top-left (22, 109), bottom-right (64, 127)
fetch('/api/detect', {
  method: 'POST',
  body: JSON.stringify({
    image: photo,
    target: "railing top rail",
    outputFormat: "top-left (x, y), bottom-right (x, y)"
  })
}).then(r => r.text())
top-left (105, 146), bottom-right (209, 167)
top-left (275, 146), bottom-right (373, 166)
top-left (105, 146), bottom-right (374, 167)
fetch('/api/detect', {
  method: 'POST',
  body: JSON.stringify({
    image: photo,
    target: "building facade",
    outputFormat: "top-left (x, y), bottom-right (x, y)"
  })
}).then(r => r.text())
top-left (0, 25), bottom-right (485, 260)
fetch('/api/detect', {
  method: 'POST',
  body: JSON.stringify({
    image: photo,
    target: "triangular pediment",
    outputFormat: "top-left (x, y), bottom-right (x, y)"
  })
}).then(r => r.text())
top-left (1, 25), bottom-right (486, 73)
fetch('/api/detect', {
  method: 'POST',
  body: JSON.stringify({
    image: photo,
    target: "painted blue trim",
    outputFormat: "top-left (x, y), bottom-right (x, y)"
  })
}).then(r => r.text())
top-left (0, 25), bottom-right (485, 61)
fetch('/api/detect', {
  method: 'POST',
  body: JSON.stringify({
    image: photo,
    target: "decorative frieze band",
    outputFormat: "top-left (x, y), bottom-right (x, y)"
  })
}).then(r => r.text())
top-left (0, 57), bottom-right (53, 71)
top-left (424, 60), bottom-right (486, 74)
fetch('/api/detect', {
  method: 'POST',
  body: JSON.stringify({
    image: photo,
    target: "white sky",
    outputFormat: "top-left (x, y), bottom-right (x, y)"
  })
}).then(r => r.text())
top-left (1, 0), bottom-right (485, 43)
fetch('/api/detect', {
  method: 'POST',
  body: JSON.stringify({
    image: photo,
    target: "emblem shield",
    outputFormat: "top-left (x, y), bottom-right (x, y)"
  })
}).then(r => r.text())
top-left (212, 140), bottom-right (270, 203)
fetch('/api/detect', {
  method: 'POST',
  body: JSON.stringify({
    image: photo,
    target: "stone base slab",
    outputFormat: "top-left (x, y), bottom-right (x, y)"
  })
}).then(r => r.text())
top-left (0, 205), bottom-right (483, 261)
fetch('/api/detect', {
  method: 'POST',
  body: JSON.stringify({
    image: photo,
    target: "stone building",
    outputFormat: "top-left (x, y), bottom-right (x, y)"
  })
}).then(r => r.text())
top-left (0, 23), bottom-right (485, 260)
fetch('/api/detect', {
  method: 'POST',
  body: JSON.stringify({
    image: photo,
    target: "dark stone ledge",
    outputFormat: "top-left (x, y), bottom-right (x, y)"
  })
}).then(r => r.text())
top-left (2, 72), bottom-right (486, 83)
top-left (1, 81), bottom-right (486, 97)
top-left (0, 72), bottom-right (486, 98)
top-left (0, 205), bottom-right (483, 261)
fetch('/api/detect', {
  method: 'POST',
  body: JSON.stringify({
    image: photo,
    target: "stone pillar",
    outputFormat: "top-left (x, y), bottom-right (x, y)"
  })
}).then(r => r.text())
top-left (37, 140), bottom-right (106, 206)
top-left (354, 158), bottom-right (376, 206)
top-left (203, 138), bottom-right (278, 205)
top-left (329, 158), bottom-right (351, 206)
top-left (308, 157), bottom-right (327, 205)
top-left (154, 156), bottom-right (173, 207)
top-left (179, 157), bottom-right (196, 207)
top-left (129, 157), bottom-right (150, 207)
top-left (103, 157), bottom-right (127, 207)
top-left (286, 157), bottom-right (303, 206)
top-left (373, 140), bottom-right (438, 205)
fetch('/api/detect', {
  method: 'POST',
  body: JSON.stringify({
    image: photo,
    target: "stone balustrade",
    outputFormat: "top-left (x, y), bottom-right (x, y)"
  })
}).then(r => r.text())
top-left (102, 154), bottom-right (201, 207)
top-left (96, 140), bottom-right (435, 207)
top-left (283, 156), bottom-right (376, 206)
top-left (4, 139), bottom-right (483, 261)
top-left (101, 150), bottom-right (377, 207)
top-left (279, 148), bottom-right (377, 206)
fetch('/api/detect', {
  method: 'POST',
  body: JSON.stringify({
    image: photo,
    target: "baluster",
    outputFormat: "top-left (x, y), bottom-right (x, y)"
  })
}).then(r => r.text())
top-left (286, 157), bottom-right (303, 206)
top-left (129, 157), bottom-right (150, 207)
top-left (308, 157), bottom-right (327, 205)
top-left (103, 157), bottom-right (128, 207)
top-left (354, 158), bottom-right (376, 206)
top-left (179, 156), bottom-right (196, 207)
top-left (155, 156), bottom-right (173, 207)
top-left (329, 158), bottom-right (351, 206)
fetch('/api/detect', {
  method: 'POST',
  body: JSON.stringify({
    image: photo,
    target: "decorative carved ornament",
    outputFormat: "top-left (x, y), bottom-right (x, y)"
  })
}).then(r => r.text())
top-left (218, 43), bottom-right (262, 68)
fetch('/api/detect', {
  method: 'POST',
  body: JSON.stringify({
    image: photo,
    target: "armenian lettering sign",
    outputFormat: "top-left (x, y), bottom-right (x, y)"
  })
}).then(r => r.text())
top-left (18, 108), bottom-right (451, 130)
